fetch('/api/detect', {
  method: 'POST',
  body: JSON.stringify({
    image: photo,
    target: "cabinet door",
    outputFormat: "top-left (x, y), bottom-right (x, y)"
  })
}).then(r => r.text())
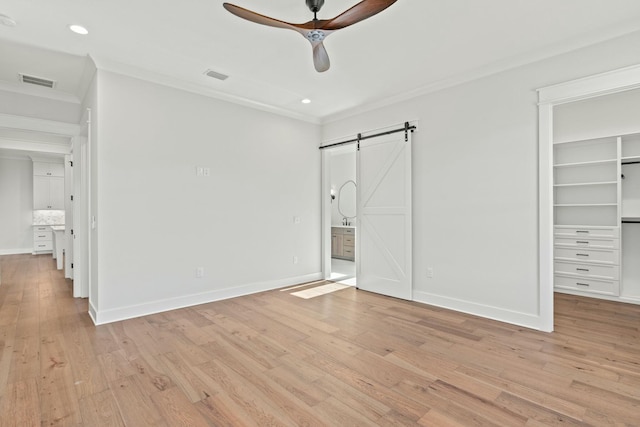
top-left (33, 176), bottom-right (51, 209)
top-left (332, 233), bottom-right (343, 257)
top-left (49, 177), bottom-right (65, 209)
top-left (33, 162), bottom-right (65, 177)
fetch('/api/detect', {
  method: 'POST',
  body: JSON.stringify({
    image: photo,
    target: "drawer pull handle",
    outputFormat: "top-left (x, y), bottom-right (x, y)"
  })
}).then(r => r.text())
top-left (576, 254), bottom-right (589, 257)
top-left (576, 268), bottom-right (590, 272)
top-left (576, 241), bottom-right (589, 244)
top-left (576, 282), bottom-right (590, 287)
top-left (576, 230), bottom-right (590, 234)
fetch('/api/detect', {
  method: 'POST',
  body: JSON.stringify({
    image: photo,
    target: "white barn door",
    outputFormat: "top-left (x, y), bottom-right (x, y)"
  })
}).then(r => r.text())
top-left (357, 130), bottom-right (412, 300)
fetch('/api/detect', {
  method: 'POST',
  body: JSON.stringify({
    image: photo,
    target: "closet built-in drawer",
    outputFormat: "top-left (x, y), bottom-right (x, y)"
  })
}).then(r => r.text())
top-left (34, 231), bottom-right (52, 241)
top-left (555, 275), bottom-right (619, 296)
top-left (554, 237), bottom-right (618, 249)
top-left (554, 261), bottom-right (619, 280)
top-left (554, 226), bottom-right (619, 239)
top-left (344, 236), bottom-right (355, 246)
top-left (34, 241), bottom-right (53, 251)
top-left (34, 226), bottom-right (50, 233)
top-left (554, 247), bottom-right (618, 264)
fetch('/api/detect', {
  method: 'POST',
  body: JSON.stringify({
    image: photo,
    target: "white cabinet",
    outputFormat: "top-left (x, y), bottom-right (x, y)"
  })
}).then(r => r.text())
top-left (553, 133), bottom-right (640, 303)
top-left (33, 226), bottom-right (53, 252)
top-left (33, 162), bottom-right (64, 177)
top-left (34, 175), bottom-right (65, 210)
top-left (553, 137), bottom-right (621, 297)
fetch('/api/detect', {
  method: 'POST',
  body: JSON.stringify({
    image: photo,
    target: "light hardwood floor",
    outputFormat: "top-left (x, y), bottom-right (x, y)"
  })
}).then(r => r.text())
top-left (1, 254), bottom-right (640, 426)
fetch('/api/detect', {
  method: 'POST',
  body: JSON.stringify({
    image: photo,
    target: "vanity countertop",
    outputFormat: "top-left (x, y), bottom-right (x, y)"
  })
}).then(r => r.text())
top-left (50, 225), bottom-right (66, 232)
top-left (332, 225), bottom-right (356, 229)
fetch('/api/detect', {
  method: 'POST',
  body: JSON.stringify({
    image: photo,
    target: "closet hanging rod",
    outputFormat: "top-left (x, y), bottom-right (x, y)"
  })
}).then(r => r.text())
top-left (319, 122), bottom-right (417, 150)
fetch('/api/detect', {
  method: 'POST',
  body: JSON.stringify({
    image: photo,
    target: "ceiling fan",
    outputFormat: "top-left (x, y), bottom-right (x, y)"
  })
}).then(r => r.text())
top-left (222, 0), bottom-right (398, 72)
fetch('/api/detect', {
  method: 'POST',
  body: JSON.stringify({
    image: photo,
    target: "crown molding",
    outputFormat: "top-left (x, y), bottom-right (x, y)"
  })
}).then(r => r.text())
top-left (0, 113), bottom-right (80, 137)
top-left (321, 26), bottom-right (640, 125)
top-left (93, 58), bottom-right (322, 125)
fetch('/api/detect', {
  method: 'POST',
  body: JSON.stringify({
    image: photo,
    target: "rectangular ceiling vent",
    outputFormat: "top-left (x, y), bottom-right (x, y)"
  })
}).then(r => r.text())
top-left (18, 73), bottom-right (56, 89)
top-left (204, 69), bottom-right (229, 81)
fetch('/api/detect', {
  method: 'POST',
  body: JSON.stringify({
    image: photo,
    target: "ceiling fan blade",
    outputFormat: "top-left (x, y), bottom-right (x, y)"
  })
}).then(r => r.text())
top-left (321, 0), bottom-right (398, 30)
top-left (312, 42), bottom-right (330, 72)
top-left (223, 3), bottom-right (301, 31)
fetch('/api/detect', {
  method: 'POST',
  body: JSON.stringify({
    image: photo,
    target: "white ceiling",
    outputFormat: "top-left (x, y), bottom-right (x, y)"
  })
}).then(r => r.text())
top-left (2, 0), bottom-right (640, 123)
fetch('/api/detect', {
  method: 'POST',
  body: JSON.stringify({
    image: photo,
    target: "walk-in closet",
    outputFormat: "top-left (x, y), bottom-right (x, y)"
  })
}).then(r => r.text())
top-left (552, 88), bottom-right (640, 304)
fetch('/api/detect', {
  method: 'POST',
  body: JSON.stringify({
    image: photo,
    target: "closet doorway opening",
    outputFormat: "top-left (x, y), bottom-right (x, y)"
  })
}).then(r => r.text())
top-left (324, 145), bottom-right (357, 286)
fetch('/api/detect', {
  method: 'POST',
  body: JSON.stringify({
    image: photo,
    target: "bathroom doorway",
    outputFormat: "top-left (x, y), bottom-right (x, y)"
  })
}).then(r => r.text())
top-left (324, 145), bottom-right (357, 286)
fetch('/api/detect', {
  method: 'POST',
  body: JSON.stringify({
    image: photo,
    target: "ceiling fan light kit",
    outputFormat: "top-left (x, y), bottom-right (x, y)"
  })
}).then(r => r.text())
top-left (222, 0), bottom-right (398, 72)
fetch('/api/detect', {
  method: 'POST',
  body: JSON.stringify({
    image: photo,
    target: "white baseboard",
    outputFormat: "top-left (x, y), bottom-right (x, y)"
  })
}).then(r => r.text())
top-left (413, 290), bottom-right (543, 331)
top-left (0, 248), bottom-right (33, 255)
top-left (88, 301), bottom-right (98, 324)
top-left (92, 272), bottom-right (323, 325)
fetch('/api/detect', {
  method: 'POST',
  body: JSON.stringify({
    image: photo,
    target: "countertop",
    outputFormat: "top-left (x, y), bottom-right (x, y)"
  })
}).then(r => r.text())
top-left (50, 226), bottom-right (66, 232)
top-left (332, 225), bottom-right (356, 229)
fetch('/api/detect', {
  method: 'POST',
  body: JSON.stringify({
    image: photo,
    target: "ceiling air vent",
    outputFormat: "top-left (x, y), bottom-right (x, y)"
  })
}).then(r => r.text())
top-left (204, 69), bottom-right (229, 81)
top-left (18, 73), bottom-right (56, 89)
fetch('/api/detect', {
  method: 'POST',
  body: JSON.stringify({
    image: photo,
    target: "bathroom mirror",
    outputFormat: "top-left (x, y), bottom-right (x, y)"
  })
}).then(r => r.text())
top-left (338, 180), bottom-right (357, 219)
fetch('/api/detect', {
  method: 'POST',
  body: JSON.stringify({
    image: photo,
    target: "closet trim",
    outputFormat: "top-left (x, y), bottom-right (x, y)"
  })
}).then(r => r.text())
top-left (537, 63), bottom-right (640, 333)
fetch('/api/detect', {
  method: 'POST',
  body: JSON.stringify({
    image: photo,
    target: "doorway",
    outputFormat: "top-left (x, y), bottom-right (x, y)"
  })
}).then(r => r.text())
top-left (326, 145), bottom-right (357, 286)
top-left (321, 123), bottom-right (415, 300)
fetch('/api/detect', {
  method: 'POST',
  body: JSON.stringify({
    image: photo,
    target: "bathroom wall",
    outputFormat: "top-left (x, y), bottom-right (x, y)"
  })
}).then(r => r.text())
top-left (330, 149), bottom-right (356, 226)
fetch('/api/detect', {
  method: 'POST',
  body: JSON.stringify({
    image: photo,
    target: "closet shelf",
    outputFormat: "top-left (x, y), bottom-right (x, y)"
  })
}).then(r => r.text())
top-left (621, 156), bottom-right (640, 164)
top-left (554, 203), bottom-right (617, 207)
top-left (553, 181), bottom-right (617, 187)
top-left (554, 159), bottom-right (617, 168)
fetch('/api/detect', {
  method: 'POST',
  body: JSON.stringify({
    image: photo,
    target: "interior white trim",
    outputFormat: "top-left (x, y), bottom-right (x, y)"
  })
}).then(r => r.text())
top-left (0, 139), bottom-right (70, 155)
top-left (92, 272), bottom-right (323, 325)
top-left (0, 80), bottom-right (81, 104)
top-left (0, 113), bottom-right (80, 137)
top-left (538, 63), bottom-right (640, 105)
top-left (414, 291), bottom-right (542, 331)
top-left (0, 248), bottom-right (33, 255)
top-left (323, 28), bottom-right (640, 124)
top-left (538, 62), bottom-right (640, 333)
top-left (94, 59), bottom-right (322, 125)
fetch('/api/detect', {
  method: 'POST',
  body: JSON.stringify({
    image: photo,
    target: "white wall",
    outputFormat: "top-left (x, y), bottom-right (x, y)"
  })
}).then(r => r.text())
top-left (554, 88), bottom-right (640, 142)
top-left (330, 150), bottom-right (356, 226)
top-left (322, 30), bottom-right (640, 330)
top-left (0, 157), bottom-right (33, 254)
top-left (92, 70), bottom-right (322, 323)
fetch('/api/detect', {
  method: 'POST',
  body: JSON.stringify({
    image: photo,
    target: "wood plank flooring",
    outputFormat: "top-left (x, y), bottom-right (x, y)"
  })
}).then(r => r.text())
top-left (1, 253), bottom-right (640, 426)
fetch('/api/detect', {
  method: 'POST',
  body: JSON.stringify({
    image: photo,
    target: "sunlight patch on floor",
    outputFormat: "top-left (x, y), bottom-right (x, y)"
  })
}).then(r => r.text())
top-left (291, 282), bottom-right (350, 299)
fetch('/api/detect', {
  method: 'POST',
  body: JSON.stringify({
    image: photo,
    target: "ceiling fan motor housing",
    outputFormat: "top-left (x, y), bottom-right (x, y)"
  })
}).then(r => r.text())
top-left (306, 0), bottom-right (325, 13)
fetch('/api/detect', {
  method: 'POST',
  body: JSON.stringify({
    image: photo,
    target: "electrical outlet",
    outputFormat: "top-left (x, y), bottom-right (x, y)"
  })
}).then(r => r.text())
top-left (196, 167), bottom-right (204, 177)
top-left (293, 216), bottom-right (301, 224)
top-left (293, 256), bottom-right (299, 264)
top-left (427, 267), bottom-right (434, 278)
top-left (203, 167), bottom-right (210, 177)
top-left (196, 267), bottom-right (204, 278)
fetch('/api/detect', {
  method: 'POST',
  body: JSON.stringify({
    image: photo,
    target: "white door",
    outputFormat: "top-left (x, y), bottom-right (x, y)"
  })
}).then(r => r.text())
top-left (357, 130), bottom-right (412, 300)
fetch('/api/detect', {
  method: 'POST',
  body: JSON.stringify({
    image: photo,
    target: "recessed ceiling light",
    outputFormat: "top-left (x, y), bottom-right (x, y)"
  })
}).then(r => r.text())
top-left (0, 13), bottom-right (16, 27)
top-left (69, 24), bottom-right (88, 35)
top-left (301, 98), bottom-right (311, 104)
